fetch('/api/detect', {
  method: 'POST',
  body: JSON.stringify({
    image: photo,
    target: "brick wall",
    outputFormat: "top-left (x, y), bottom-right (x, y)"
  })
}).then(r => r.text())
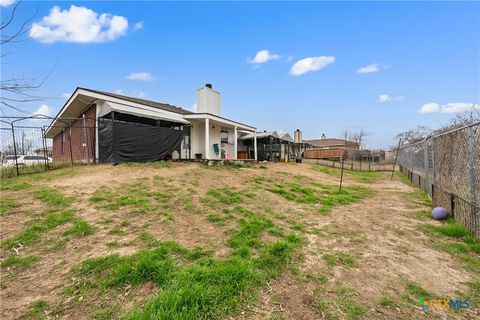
top-left (52, 105), bottom-right (96, 163)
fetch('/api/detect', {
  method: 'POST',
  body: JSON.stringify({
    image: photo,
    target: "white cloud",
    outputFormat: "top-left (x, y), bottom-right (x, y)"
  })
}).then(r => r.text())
top-left (32, 104), bottom-right (52, 119)
top-left (418, 103), bottom-right (441, 114)
top-left (126, 72), bottom-right (155, 82)
top-left (377, 94), bottom-right (404, 103)
top-left (249, 50), bottom-right (280, 64)
top-left (378, 94), bottom-right (391, 102)
top-left (62, 92), bottom-right (71, 99)
top-left (0, 0), bottom-right (16, 7)
top-left (29, 5), bottom-right (128, 44)
top-left (289, 56), bottom-right (335, 76)
top-left (357, 63), bottom-right (380, 74)
top-left (115, 89), bottom-right (124, 94)
top-left (133, 21), bottom-right (144, 31)
top-left (134, 91), bottom-right (146, 98)
top-left (419, 102), bottom-right (477, 114)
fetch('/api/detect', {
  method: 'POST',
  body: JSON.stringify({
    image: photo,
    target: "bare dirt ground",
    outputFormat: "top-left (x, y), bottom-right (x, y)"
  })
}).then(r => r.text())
top-left (0, 162), bottom-right (478, 319)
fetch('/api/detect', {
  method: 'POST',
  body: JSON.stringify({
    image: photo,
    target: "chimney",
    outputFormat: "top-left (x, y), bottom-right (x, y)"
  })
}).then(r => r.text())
top-left (321, 133), bottom-right (326, 139)
top-left (196, 83), bottom-right (221, 115)
top-left (294, 129), bottom-right (302, 143)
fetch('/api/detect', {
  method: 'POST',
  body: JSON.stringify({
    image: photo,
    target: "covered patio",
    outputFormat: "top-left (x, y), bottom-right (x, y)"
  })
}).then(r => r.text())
top-left (184, 113), bottom-right (257, 160)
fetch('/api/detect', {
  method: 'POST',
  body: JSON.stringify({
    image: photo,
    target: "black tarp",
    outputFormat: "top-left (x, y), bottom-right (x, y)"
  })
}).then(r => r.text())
top-left (98, 119), bottom-right (184, 163)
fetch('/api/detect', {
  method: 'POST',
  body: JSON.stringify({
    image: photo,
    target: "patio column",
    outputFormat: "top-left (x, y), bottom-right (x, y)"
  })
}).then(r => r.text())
top-left (234, 126), bottom-right (238, 160)
top-left (205, 118), bottom-right (209, 159)
top-left (254, 131), bottom-right (258, 161)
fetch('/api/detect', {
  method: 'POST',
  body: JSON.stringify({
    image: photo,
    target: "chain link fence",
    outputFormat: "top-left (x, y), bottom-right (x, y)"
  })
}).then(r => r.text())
top-left (0, 116), bottom-right (96, 178)
top-left (398, 122), bottom-right (479, 238)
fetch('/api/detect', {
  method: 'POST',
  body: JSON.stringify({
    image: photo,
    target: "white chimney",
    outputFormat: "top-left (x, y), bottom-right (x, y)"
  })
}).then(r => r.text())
top-left (196, 83), bottom-right (221, 115)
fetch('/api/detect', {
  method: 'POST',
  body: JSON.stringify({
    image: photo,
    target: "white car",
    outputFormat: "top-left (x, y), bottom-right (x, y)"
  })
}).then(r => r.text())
top-left (2, 155), bottom-right (21, 166)
top-left (2, 155), bottom-right (52, 166)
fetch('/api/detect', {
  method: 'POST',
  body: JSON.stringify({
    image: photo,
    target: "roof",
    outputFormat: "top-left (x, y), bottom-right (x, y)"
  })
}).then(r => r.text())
top-left (305, 138), bottom-right (359, 148)
top-left (77, 87), bottom-right (193, 115)
top-left (183, 113), bottom-right (256, 131)
top-left (239, 130), bottom-right (294, 142)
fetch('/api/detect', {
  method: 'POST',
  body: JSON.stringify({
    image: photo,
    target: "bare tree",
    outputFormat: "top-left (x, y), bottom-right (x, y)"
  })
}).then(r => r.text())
top-left (340, 129), bottom-right (370, 149)
top-left (435, 103), bottom-right (480, 134)
top-left (395, 125), bottom-right (431, 145)
top-left (0, 1), bottom-right (44, 116)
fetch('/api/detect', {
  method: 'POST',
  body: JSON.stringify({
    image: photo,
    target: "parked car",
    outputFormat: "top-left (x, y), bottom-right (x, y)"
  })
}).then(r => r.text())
top-left (2, 155), bottom-right (21, 167)
top-left (2, 155), bottom-right (52, 166)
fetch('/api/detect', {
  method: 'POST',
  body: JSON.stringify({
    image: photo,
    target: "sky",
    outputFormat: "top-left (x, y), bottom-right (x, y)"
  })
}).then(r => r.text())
top-left (1, 0), bottom-right (479, 148)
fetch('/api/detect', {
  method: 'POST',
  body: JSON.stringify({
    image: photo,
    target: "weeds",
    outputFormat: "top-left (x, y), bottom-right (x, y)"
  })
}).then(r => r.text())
top-left (35, 187), bottom-right (73, 206)
top-left (315, 283), bottom-right (367, 319)
top-left (323, 251), bottom-right (358, 267)
top-left (311, 165), bottom-right (380, 183)
top-left (64, 220), bottom-right (95, 237)
top-left (2, 209), bottom-right (74, 248)
top-left (268, 182), bottom-right (370, 214)
top-left (0, 197), bottom-right (18, 214)
top-left (1, 255), bottom-right (38, 269)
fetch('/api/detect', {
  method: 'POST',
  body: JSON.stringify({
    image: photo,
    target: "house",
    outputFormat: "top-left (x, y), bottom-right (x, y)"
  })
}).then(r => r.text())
top-left (45, 84), bottom-right (258, 163)
top-left (303, 137), bottom-right (360, 160)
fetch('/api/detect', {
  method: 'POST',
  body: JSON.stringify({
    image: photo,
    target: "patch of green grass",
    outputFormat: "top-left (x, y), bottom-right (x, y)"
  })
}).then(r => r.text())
top-left (259, 165), bottom-right (268, 169)
top-left (1, 255), bottom-right (38, 268)
top-left (228, 214), bottom-right (274, 257)
top-left (379, 295), bottom-right (394, 307)
top-left (396, 171), bottom-right (412, 185)
top-left (27, 300), bottom-right (48, 319)
top-left (63, 220), bottom-right (95, 237)
top-left (137, 231), bottom-right (159, 249)
top-left (207, 213), bottom-right (226, 225)
top-left (267, 226), bottom-right (285, 237)
top-left (123, 257), bottom-right (261, 320)
top-left (269, 182), bottom-right (370, 214)
top-left (35, 187), bottom-right (73, 206)
top-left (94, 305), bottom-right (121, 320)
top-left (0, 181), bottom-right (32, 191)
top-left (123, 161), bottom-right (172, 169)
top-left (108, 228), bottom-right (127, 236)
top-left (205, 188), bottom-right (244, 205)
top-left (323, 251), bottom-right (358, 267)
top-left (106, 241), bottom-right (119, 248)
top-left (420, 217), bottom-right (480, 273)
top-left (432, 218), bottom-right (470, 238)
top-left (404, 280), bottom-right (431, 302)
top-left (315, 284), bottom-right (367, 320)
top-left (312, 165), bottom-right (380, 183)
top-left (2, 209), bottom-right (74, 248)
top-left (0, 197), bottom-right (18, 214)
top-left (467, 281), bottom-right (480, 306)
top-left (403, 189), bottom-right (432, 207)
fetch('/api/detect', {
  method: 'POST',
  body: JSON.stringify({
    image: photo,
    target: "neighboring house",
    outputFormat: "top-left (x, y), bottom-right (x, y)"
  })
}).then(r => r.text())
top-left (303, 137), bottom-right (360, 160)
top-left (45, 84), bottom-right (257, 163)
top-left (239, 130), bottom-right (295, 161)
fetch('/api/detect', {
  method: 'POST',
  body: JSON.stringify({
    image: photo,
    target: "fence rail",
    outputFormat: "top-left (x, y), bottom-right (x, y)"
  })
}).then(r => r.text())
top-left (398, 122), bottom-right (479, 238)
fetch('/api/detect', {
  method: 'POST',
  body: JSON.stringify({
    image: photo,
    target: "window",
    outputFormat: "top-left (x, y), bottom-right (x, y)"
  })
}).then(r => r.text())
top-left (220, 130), bottom-right (228, 144)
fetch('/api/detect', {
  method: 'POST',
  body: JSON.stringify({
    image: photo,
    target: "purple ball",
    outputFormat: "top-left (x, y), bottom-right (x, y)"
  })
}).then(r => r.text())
top-left (432, 207), bottom-right (448, 220)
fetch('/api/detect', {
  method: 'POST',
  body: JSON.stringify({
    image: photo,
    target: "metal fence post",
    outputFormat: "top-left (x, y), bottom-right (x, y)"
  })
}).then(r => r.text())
top-left (423, 139), bottom-right (429, 195)
top-left (11, 124), bottom-right (19, 176)
top-left (409, 146), bottom-right (414, 182)
top-left (467, 126), bottom-right (478, 236)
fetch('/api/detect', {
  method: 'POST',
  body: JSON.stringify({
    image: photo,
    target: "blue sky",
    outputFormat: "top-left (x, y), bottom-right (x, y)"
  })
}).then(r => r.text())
top-left (1, 1), bottom-right (479, 148)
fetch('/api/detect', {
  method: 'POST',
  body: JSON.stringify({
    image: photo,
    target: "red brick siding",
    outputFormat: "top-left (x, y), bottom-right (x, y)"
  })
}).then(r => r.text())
top-left (52, 105), bottom-right (96, 162)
